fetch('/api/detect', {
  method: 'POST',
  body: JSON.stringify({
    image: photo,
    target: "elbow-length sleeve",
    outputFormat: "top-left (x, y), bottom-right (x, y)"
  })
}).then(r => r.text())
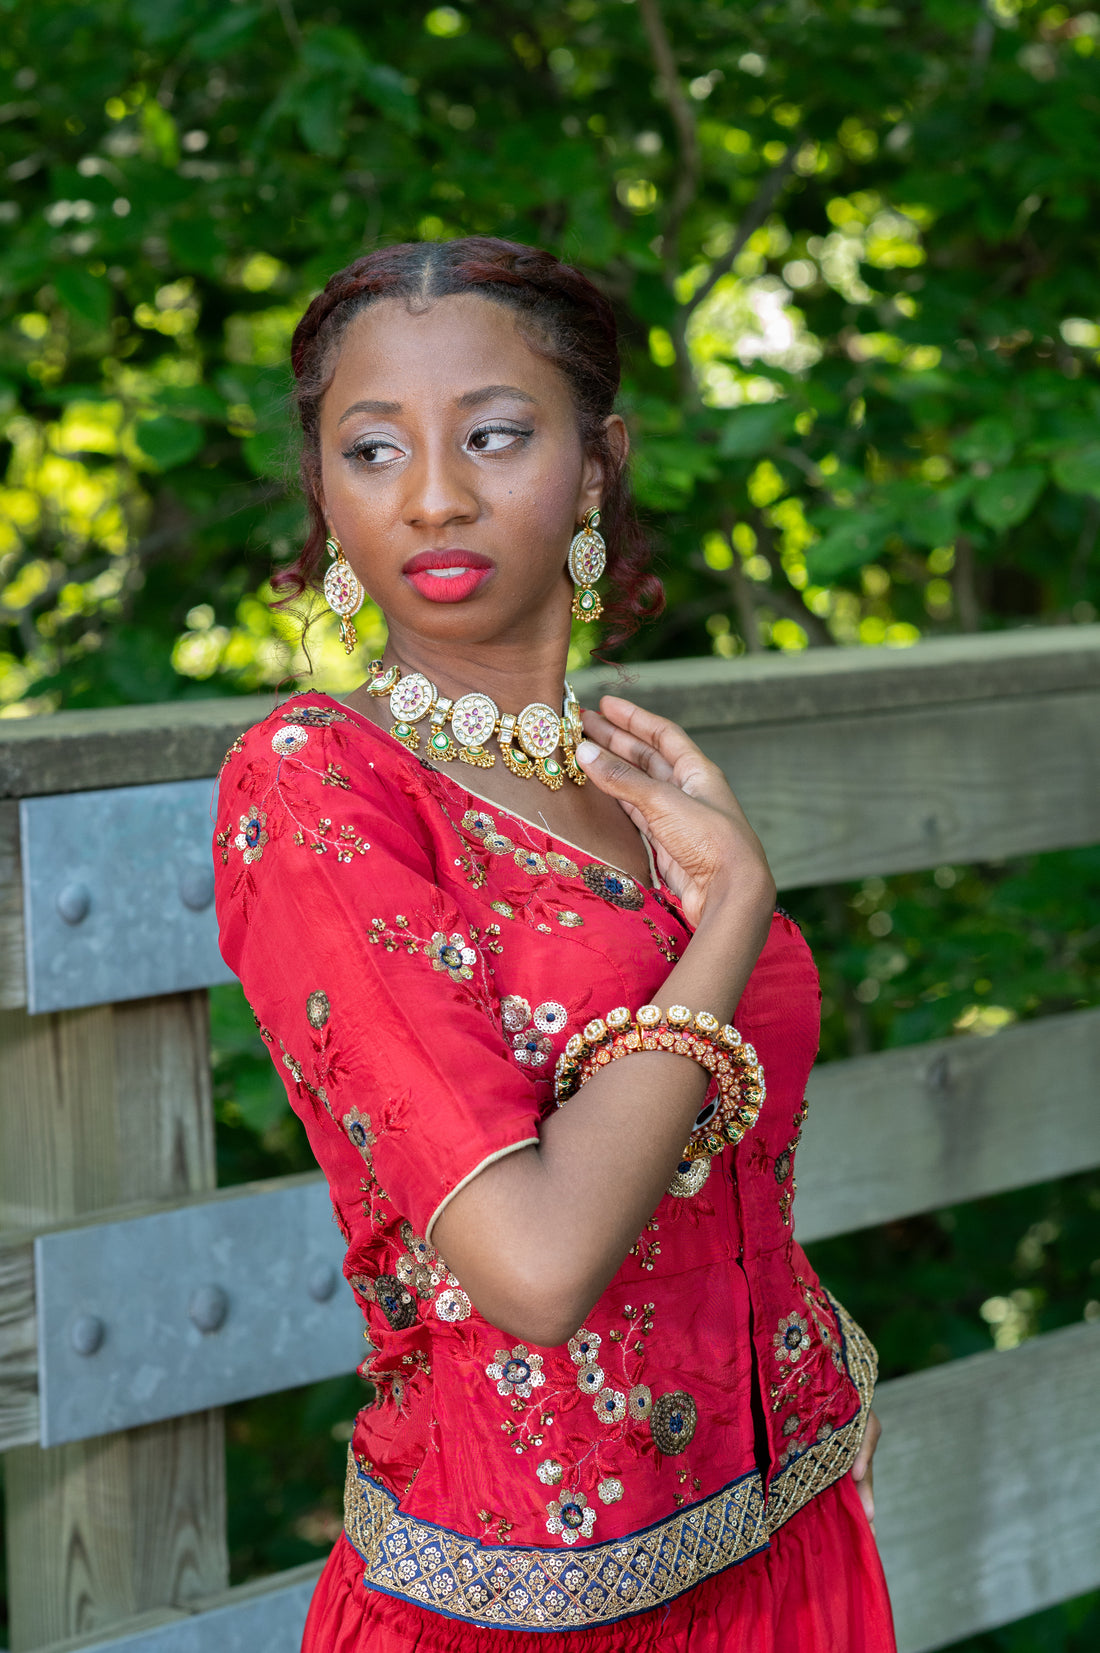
top-left (213, 709), bottom-right (541, 1243)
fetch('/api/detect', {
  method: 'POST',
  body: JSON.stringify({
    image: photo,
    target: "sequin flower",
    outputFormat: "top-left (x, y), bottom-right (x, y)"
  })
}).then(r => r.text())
top-left (581, 863), bottom-right (644, 911)
top-left (593, 1387), bottom-right (627, 1425)
top-left (426, 931), bottom-right (477, 982)
top-left (536, 1458), bottom-right (564, 1487)
top-left (486, 1345), bottom-right (545, 1399)
top-left (234, 805), bottom-right (268, 864)
top-left (568, 1328), bottom-right (601, 1366)
top-left (649, 1390), bottom-right (698, 1455)
top-left (546, 1490), bottom-right (596, 1545)
top-left (628, 1384), bottom-right (653, 1422)
top-left (576, 1362), bottom-right (605, 1397)
top-left (597, 1478), bottom-right (623, 1505)
top-left (342, 1107), bottom-right (377, 1167)
top-left (436, 1288), bottom-right (472, 1323)
top-left (774, 1311), bottom-right (812, 1364)
top-left (501, 998), bottom-right (569, 1068)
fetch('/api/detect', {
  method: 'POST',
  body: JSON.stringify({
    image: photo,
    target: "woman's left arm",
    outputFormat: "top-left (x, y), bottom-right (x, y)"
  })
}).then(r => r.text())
top-left (852, 1408), bottom-right (882, 1532)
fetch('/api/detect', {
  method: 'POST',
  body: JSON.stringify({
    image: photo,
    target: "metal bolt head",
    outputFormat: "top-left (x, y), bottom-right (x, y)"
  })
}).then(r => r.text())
top-left (71, 1313), bottom-right (105, 1356)
top-left (308, 1263), bottom-right (338, 1303)
top-left (57, 882), bottom-right (91, 925)
top-left (178, 865), bottom-right (215, 912)
top-left (189, 1283), bottom-right (229, 1334)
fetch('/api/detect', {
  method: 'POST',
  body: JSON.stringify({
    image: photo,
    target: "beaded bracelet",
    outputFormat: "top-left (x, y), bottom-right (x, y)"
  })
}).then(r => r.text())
top-left (553, 1005), bottom-right (766, 1162)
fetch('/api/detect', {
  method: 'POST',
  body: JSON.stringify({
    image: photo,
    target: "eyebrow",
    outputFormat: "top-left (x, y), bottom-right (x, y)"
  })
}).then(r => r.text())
top-left (337, 384), bottom-right (537, 427)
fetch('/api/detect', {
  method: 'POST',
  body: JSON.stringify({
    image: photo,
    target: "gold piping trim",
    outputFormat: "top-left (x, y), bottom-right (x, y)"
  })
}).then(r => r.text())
top-left (424, 1138), bottom-right (539, 1246)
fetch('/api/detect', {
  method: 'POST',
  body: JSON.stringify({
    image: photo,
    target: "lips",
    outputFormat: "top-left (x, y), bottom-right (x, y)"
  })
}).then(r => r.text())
top-left (402, 548), bottom-right (495, 604)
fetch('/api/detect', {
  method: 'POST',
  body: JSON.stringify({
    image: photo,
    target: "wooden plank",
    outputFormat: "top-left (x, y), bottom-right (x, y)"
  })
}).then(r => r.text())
top-left (874, 1320), bottom-right (1100, 1652)
top-left (1, 627), bottom-right (1097, 799)
top-left (2, 1003), bottom-right (1097, 1446)
top-left (795, 1006), bottom-right (1100, 1243)
top-left (34, 1562), bottom-right (323, 1653)
top-left (0, 993), bottom-right (227, 1651)
top-left (716, 688), bottom-right (1100, 888)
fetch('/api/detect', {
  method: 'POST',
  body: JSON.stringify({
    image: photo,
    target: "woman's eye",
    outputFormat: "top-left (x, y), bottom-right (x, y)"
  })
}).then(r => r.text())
top-left (467, 424), bottom-right (531, 454)
top-left (344, 438), bottom-right (405, 465)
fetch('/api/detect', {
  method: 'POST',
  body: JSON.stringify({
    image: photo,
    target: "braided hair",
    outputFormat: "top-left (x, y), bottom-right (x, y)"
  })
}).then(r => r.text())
top-left (276, 238), bottom-right (663, 656)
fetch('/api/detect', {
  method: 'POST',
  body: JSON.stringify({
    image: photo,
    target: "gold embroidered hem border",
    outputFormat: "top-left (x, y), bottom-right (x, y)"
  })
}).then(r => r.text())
top-left (343, 1305), bottom-right (877, 1632)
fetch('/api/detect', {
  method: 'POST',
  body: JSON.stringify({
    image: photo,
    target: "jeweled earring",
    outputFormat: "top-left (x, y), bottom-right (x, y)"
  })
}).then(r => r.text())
top-left (568, 507), bottom-right (606, 623)
top-left (323, 534), bottom-right (364, 655)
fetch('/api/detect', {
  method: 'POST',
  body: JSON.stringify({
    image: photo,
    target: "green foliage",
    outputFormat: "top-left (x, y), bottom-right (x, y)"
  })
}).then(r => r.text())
top-left (3, 0), bottom-right (1100, 708)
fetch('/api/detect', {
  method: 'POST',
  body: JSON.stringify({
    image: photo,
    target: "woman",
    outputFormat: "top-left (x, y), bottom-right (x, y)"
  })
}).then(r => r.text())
top-left (214, 237), bottom-right (893, 1651)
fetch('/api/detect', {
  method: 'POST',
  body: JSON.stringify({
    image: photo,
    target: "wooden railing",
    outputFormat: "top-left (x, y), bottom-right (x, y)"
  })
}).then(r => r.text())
top-left (1, 626), bottom-right (1098, 1652)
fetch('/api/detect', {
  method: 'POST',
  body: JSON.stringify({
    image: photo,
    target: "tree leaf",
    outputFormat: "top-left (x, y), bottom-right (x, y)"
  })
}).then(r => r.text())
top-left (716, 403), bottom-right (798, 459)
top-left (1051, 445), bottom-right (1100, 500)
top-left (951, 417), bottom-right (1015, 468)
top-left (805, 508), bottom-right (897, 581)
top-left (135, 415), bottom-right (205, 470)
top-left (972, 467), bottom-right (1045, 531)
top-left (53, 266), bottom-right (111, 329)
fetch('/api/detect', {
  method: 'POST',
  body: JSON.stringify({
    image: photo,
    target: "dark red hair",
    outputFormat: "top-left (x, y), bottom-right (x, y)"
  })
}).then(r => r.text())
top-left (276, 237), bottom-right (663, 656)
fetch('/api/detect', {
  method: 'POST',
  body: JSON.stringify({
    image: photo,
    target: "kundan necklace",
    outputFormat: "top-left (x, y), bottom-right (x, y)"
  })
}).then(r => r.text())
top-left (364, 658), bottom-right (586, 790)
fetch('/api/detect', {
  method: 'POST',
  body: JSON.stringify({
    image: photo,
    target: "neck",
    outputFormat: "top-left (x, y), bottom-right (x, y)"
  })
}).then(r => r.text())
top-left (381, 626), bottom-right (572, 712)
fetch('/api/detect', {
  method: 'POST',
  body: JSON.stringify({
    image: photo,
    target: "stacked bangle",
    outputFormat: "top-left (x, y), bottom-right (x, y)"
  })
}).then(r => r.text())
top-left (553, 1005), bottom-right (766, 1162)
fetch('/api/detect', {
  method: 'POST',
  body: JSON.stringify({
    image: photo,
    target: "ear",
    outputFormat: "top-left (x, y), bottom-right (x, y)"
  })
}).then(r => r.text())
top-left (576, 414), bottom-right (629, 519)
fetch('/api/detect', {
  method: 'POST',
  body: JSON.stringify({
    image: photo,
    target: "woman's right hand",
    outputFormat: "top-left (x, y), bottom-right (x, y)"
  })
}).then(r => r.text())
top-left (577, 694), bottom-right (775, 931)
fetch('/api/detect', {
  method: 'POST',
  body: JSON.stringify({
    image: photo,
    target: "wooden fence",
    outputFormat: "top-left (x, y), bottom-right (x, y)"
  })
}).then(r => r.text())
top-left (1, 625), bottom-right (1099, 1652)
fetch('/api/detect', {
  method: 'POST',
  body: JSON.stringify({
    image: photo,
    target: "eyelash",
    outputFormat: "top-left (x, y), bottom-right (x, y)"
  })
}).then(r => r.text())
top-left (341, 423), bottom-right (533, 464)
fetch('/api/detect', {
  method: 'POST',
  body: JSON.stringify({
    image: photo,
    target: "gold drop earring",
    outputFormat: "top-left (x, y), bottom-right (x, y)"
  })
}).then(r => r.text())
top-left (568, 507), bottom-right (606, 622)
top-left (323, 534), bottom-right (365, 654)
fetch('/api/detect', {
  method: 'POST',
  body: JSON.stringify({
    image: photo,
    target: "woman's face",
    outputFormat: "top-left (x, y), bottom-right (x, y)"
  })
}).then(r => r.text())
top-left (318, 292), bottom-right (620, 654)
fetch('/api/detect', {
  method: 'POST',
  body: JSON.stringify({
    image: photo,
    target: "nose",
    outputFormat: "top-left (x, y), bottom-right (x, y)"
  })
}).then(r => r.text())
top-left (401, 438), bottom-right (478, 530)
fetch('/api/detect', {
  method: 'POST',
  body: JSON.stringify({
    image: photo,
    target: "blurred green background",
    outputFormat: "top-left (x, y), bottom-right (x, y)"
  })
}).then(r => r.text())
top-left (1, 1), bottom-right (1098, 1646)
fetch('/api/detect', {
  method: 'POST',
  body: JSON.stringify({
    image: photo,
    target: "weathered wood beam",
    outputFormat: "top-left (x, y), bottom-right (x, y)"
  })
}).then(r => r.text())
top-left (795, 1004), bottom-right (1100, 1243)
top-left (1, 627), bottom-right (1097, 798)
top-left (875, 1321), bottom-right (1100, 1653)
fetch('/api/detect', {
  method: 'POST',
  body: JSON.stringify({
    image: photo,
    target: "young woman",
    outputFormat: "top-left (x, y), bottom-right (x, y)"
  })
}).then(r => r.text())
top-left (214, 238), bottom-right (894, 1652)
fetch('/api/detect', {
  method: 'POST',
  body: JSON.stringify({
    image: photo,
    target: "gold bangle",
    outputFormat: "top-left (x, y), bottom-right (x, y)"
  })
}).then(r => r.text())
top-left (553, 1006), bottom-right (765, 1161)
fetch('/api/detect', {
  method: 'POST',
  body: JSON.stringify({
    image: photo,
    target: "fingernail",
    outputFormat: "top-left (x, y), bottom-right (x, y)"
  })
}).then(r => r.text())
top-left (575, 741), bottom-right (600, 765)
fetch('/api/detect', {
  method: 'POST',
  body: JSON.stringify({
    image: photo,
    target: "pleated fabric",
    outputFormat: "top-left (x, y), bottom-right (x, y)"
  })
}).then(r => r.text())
top-left (301, 1472), bottom-right (896, 1653)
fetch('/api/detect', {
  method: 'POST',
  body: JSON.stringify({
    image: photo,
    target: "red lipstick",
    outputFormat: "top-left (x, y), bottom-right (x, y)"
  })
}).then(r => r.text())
top-left (402, 548), bottom-right (495, 604)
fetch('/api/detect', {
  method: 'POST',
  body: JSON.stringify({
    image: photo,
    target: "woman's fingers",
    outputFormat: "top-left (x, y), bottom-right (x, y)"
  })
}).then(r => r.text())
top-left (596, 695), bottom-right (731, 805)
top-left (580, 707), bottom-right (677, 783)
top-left (852, 1409), bottom-right (881, 1533)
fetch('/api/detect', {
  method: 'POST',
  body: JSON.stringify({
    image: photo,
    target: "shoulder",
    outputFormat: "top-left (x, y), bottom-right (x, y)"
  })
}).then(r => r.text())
top-left (214, 693), bottom-right (438, 879)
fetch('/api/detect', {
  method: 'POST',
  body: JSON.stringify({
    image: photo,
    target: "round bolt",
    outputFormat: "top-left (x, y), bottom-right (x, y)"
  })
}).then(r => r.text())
top-left (56, 882), bottom-right (91, 925)
top-left (178, 865), bottom-right (215, 912)
top-left (189, 1284), bottom-right (229, 1334)
top-left (308, 1263), bottom-right (338, 1303)
top-left (71, 1313), bottom-right (105, 1356)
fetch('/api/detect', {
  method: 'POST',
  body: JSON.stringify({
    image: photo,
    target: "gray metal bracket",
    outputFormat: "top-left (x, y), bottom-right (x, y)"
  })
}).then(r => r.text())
top-left (20, 777), bottom-right (234, 1013)
top-left (35, 1179), bottom-right (366, 1446)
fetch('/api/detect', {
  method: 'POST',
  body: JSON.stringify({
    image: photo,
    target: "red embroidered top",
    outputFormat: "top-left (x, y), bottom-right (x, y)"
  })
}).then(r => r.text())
top-left (214, 692), bottom-right (876, 1634)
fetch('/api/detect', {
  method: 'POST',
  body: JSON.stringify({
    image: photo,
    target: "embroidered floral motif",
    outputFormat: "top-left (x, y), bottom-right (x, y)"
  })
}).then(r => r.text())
top-left (491, 900), bottom-right (514, 918)
top-left (545, 851), bottom-right (579, 877)
top-left (593, 1387), bottom-right (627, 1424)
top-left (650, 1391), bottom-right (697, 1455)
top-left (597, 1477), bottom-right (623, 1505)
top-left (536, 1458), bottom-right (564, 1486)
top-left (368, 916), bottom-right (420, 954)
top-left (306, 989), bottom-right (330, 1029)
top-left (628, 1384), bottom-right (653, 1422)
top-left (221, 733), bottom-right (245, 767)
top-left (642, 913), bottom-right (680, 962)
top-left (283, 704), bottom-right (348, 727)
top-left (515, 848), bottom-right (547, 876)
top-left (501, 995), bottom-right (531, 1031)
top-left (782, 1412), bottom-right (801, 1438)
top-left (568, 1328), bottom-right (601, 1366)
top-left (426, 930), bottom-right (477, 982)
top-left (293, 817), bottom-right (368, 861)
top-left (667, 1157), bottom-right (711, 1199)
top-left (436, 1288), bottom-right (472, 1323)
top-left (215, 826), bottom-right (232, 865)
top-left (234, 805), bottom-right (268, 863)
top-left (581, 863), bottom-right (645, 911)
top-left (513, 1027), bottom-right (553, 1067)
top-left (774, 1311), bottom-right (812, 1364)
top-left (343, 1107), bottom-right (377, 1167)
top-left (322, 762), bottom-right (351, 789)
top-left (576, 1362), bottom-right (605, 1397)
top-left (545, 1490), bottom-right (596, 1545)
top-left (556, 910), bottom-right (584, 927)
top-left (272, 724), bottom-right (309, 757)
top-left (374, 1273), bottom-right (417, 1330)
top-left (533, 1001), bottom-right (567, 1034)
top-left (486, 1345), bottom-right (545, 1399)
top-left (774, 1148), bottom-right (793, 1184)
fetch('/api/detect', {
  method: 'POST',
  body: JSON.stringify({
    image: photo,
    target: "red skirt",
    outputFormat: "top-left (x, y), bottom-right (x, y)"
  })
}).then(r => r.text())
top-left (302, 1473), bottom-right (895, 1652)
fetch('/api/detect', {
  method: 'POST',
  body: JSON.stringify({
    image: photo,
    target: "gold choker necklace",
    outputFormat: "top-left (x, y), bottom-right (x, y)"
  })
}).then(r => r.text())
top-left (365, 659), bottom-right (586, 791)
